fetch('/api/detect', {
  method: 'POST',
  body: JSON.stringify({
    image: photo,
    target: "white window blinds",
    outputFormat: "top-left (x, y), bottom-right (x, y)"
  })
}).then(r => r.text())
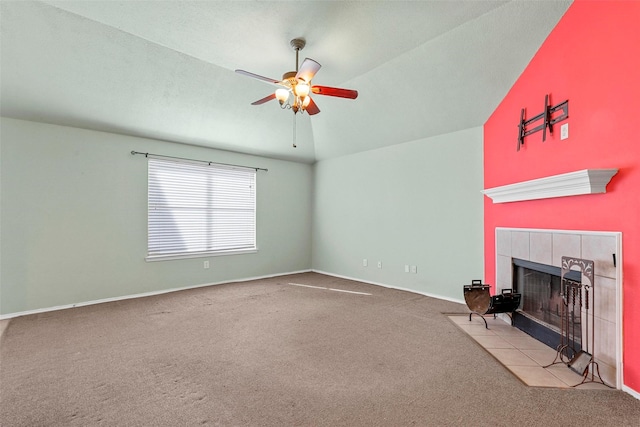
top-left (147, 158), bottom-right (256, 260)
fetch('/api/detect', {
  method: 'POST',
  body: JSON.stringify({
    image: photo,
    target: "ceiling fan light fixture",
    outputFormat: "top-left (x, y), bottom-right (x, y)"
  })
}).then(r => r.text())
top-left (275, 88), bottom-right (290, 105)
top-left (302, 96), bottom-right (311, 109)
top-left (294, 82), bottom-right (310, 98)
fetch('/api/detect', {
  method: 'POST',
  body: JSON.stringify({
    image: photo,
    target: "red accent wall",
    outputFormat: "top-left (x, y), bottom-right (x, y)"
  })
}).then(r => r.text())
top-left (484, 1), bottom-right (640, 393)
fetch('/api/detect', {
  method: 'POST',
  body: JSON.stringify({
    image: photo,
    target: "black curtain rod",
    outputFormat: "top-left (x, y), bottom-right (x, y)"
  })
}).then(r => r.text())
top-left (130, 151), bottom-right (268, 172)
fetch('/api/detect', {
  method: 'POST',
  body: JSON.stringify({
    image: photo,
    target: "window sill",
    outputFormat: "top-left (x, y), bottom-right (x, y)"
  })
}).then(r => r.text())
top-left (146, 248), bottom-right (257, 262)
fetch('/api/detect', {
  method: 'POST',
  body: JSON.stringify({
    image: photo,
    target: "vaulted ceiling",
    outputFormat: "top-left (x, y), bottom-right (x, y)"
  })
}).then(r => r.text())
top-left (1, 1), bottom-right (571, 163)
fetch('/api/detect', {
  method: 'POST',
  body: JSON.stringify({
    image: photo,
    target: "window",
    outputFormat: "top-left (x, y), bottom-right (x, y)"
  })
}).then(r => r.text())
top-left (147, 158), bottom-right (256, 260)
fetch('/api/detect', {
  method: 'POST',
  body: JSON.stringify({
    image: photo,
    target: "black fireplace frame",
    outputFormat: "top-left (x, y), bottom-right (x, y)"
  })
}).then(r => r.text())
top-left (511, 258), bottom-right (582, 353)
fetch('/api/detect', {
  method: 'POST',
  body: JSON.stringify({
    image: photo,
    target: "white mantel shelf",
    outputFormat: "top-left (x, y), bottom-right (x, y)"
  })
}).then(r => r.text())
top-left (482, 169), bottom-right (618, 203)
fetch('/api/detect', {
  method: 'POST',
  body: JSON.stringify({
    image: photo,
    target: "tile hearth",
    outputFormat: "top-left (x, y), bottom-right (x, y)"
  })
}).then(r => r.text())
top-left (449, 315), bottom-right (612, 389)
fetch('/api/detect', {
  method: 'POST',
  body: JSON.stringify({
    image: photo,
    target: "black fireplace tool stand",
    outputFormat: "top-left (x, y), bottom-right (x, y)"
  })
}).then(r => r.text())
top-left (544, 257), bottom-right (611, 388)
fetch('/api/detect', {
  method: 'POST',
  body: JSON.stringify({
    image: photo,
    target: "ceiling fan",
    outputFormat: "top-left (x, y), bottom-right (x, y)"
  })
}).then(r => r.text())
top-left (235, 38), bottom-right (358, 116)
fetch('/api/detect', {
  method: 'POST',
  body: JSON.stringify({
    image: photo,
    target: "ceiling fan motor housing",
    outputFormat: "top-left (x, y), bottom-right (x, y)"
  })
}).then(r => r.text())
top-left (281, 71), bottom-right (297, 86)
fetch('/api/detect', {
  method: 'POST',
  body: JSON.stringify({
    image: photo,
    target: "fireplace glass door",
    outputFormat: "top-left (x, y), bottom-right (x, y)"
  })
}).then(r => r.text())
top-left (512, 259), bottom-right (582, 353)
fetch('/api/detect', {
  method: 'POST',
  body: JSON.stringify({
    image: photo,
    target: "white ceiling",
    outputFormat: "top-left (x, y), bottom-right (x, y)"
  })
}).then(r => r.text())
top-left (0, 1), bottom-right (571, 163)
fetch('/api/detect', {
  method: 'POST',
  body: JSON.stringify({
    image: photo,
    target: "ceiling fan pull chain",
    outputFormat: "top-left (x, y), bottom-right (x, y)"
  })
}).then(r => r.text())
top-left (292, 113), bottom-right (297, 148)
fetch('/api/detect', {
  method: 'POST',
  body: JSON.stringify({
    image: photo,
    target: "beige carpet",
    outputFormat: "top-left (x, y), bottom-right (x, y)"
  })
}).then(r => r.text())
top-left (1, 272), bottom-right (639, 426)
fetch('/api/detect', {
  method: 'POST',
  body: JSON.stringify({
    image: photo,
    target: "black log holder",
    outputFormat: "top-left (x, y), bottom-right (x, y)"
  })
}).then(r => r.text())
top-left (463, 280), bottom-right (521, 329)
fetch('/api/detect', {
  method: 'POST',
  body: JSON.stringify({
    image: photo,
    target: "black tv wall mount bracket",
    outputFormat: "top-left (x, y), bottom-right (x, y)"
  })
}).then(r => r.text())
top-left (517, 94), bottom-right (569, 151)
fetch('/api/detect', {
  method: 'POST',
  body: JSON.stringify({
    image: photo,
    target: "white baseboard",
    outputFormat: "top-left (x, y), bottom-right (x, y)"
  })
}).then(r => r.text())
top-left (311, 269), bottom-right (466, 306)
top-left (622, 384), bottom-right (640, 401)
top-left (0, 269), bottom-right (312, 320)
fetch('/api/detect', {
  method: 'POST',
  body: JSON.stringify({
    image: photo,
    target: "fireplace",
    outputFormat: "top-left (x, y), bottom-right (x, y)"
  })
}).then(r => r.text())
top-left (512, 258), bottom-right (581, 358)
top-left (495, 228), bottom-right (621, 388)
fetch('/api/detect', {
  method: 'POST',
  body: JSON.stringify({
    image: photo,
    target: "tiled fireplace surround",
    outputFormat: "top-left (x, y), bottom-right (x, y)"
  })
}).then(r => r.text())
top-left (495, 228), bottom-right (622, 388)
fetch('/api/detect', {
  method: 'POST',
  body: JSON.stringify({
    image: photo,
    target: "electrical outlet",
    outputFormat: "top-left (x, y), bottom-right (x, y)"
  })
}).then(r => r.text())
top-left (377, 261), bottom-right (382, 269)
top-left (363, 259), bottom-right (368, 267)
top-left (405, 265), bottom-right (410, 273)
top-left (204, 260), bottom-right (210, 269)
top-left (560, 123), bottom-right (569, 140)
top-left (411, 265), bottom-right (417, 274)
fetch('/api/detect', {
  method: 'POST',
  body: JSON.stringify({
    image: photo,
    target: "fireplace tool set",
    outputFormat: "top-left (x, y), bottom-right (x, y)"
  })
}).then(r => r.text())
top-left (544, 256), bottom-right (610, 387)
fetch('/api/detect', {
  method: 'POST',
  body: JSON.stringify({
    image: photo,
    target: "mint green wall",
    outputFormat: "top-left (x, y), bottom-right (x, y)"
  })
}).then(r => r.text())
top-left (0, 118), bottom-right (313, 315)
top-left (312, 127), bottom-right (484, 301)
top-left (0, 118), bottom-right (483, 315)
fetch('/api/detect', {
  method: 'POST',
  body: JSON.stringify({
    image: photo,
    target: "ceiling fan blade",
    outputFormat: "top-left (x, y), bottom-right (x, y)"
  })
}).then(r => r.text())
top-left (305, 97), bottom-right (320, 115)
top-left (235, 69), bottom-right (281, 85)
top-left (311, 85), bottom-right (358, 99)
top-left (251, 93), bottom-right (276, 105)
top-left (295, 58), bottom-right (321, 83)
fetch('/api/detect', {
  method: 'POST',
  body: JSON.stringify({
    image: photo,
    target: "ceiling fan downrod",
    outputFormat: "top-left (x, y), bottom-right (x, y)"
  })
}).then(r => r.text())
top-left (290, 38), bottom-right (306, 72)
